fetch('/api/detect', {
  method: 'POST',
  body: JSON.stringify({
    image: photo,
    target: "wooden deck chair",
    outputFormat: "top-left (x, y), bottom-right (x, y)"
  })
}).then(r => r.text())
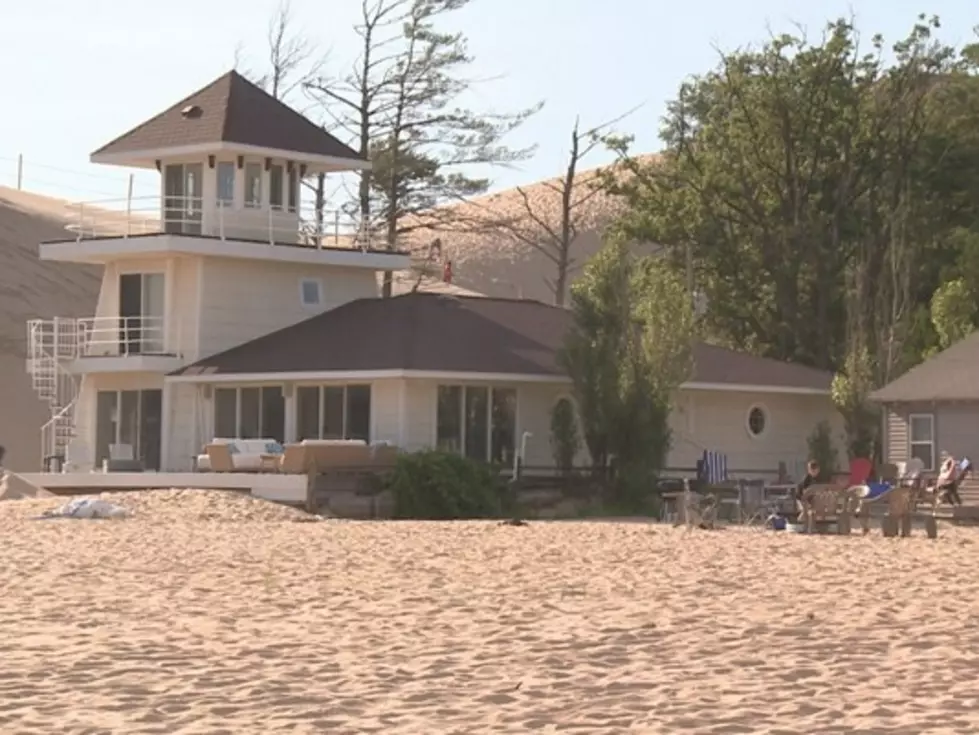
top-left (277, 444), bottom-right (309, 474)
top-left (801, 484), bottom-right (851, 534)
top-left (205, 443), bottom-right (235, 473)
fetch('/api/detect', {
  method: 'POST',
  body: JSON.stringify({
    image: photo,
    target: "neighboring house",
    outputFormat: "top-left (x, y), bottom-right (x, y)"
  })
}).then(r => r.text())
top-left (870, 331), bottom-right (979, 504)
top-left (24, 70), bottom-right (842, 478)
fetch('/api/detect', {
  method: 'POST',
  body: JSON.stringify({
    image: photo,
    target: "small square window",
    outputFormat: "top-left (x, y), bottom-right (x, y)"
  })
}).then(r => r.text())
top-left (300, 278), bottom-right (322, 306)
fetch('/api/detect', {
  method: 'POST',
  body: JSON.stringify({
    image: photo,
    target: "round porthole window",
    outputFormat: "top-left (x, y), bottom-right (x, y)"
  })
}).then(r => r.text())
top-left (746, 405), bottom-right (767, 437)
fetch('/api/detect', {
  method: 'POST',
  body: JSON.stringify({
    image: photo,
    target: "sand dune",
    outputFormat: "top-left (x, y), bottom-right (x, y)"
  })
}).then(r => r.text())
top-left (0, 491), bottom-right (976, 733)
top-left (0, 187), bottom-right (101, 471)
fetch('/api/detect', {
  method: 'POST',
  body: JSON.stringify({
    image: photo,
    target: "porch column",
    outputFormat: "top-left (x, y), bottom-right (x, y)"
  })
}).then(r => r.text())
top-left (283, 383), bottom-right (297, 443)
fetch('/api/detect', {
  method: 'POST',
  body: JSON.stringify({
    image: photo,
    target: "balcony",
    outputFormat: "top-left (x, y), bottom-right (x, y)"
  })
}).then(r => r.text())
top-left (28, 316), bottom-right (186, 375)
top-left (38, 195), bottom-right (412, 271)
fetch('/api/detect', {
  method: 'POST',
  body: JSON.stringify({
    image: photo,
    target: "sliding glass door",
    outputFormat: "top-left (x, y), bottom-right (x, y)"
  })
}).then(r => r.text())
top-left (94, 389), bottom-right (163, 470)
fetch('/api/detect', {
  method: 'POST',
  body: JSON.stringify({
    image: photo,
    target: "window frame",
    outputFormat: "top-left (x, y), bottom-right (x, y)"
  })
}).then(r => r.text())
top-left (212, 385), bottom-right (286, 442)
top-left (436, 384), bottom-right (518, 463)
top-left (908, 412), bottom-right (935, 472)
top-left (299, 277), bottom-right (322, 307)
top-left (293, 384), bottom-right (372, 442)
top-left (745, 403), bottom-right (768, 439)
top-left (269, 163), bottom-right (284, 210)
top-left (244, 162), bottom-right (262, 208)
top-left (216, 161), bottom-right (235, 207)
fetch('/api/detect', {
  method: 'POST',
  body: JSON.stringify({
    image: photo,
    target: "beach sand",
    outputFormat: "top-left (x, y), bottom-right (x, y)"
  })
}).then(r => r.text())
top-left (0, 490), bottom-right (977, 734)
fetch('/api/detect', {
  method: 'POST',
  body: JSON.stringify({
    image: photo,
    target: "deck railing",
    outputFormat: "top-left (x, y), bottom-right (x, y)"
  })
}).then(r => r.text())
top-left (63, 194), bottom-right (373, 250)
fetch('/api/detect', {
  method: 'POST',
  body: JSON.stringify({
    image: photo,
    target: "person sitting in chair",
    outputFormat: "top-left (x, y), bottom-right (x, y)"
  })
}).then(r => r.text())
top-left (792, 460), bottom-right (820, 513)
top-left (935, 453), bottom-right (969, 506)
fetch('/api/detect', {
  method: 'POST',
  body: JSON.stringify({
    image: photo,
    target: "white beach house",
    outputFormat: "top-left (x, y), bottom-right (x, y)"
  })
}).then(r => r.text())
top-left (25, 70), bottom-right (845, 484)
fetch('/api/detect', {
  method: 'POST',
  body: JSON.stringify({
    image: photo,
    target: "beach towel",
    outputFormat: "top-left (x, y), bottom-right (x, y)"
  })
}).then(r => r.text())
top-left (40, 498), bottom-right (130, 520)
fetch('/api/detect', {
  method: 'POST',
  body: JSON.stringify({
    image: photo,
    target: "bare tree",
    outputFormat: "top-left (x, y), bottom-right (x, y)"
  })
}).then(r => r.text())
top-left (496, 111), bottom-right (637, 306)
top-left (306, 0), bottom-right (541, 296)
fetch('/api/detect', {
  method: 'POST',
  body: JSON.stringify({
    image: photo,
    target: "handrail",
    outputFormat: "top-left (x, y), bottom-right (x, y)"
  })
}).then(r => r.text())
top-left (63, 194), bottom-right (374, 251)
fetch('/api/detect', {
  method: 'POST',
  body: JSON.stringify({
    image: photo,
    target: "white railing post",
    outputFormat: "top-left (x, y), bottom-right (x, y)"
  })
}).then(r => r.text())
top-left (219, 203), bottom-right (225, 240)
top-left (334, 211), bottom-right (340, 248)
top-left (268, 206), bottom-right (274, 245)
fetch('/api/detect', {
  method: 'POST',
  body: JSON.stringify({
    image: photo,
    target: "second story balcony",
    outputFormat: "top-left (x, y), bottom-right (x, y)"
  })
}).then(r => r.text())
top-left (38, 193), bottom-right (411, 272)
top-left (28, 315), bottom-right (187, 375)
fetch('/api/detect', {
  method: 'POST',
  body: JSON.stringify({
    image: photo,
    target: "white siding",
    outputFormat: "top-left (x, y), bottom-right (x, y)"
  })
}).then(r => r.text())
top-left (399, 380), bottom-right (844, 478)
top-left (198, 258), bottom-right (378, 358)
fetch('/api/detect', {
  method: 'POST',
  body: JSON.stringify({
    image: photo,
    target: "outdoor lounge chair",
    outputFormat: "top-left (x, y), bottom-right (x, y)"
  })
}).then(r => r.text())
top-left (205, 443), bottom-right (235, 473)
top-left (850, 457), bottom-right (938, 538)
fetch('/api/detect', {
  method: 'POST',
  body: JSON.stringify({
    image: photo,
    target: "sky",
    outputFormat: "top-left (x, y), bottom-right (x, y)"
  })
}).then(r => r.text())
top-left (0, 0), bottom-right (975, 205)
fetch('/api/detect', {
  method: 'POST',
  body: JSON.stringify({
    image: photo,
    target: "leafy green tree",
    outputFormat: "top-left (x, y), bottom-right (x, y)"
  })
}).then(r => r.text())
top-left (603, 16), bottom-right (979, 384)
top-left (930, 278), bottom-right (977, 349)
top-left (560, 239), bottom-right (694, 489)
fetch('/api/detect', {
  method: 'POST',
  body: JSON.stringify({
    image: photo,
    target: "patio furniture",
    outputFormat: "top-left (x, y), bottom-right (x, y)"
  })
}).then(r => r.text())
top-left (196, 438), bottom-right (284, 471)
top-left (205, 443), bottom-right (235, 472)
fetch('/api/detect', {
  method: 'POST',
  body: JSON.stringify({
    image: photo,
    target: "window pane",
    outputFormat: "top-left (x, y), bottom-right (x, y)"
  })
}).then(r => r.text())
top-left (214, 388), bottom-right (237, 438)
top-left (95, 391), bottom-right (118, 468)
top-left (490, 388), bottom-right (517, 464)
top-left (261, 386), bottom-right (285, 442)
top-left (118, 390), bottom-right (140, 451)
top-left (239, 388), bottom-right (261, 438)
top-left (322, 387), bottom-right (344, 439)
top-left (217, 162), bottom-right (234, 205)
top-left (464, 386), bottom-right (489, 461)
top-left (287, 168), bottom-right (298, 212)
top-left (296, 387), bottom-right (320, 440)
top-left (437, 386), bottom-right (462, 452)
top-left (910, 415), bottom-right (933, 442)
top-left (910, 443), bottom-right (933, 471)
top-left (245, 163), bottom-right (262, 207)
top-left (346, 385), bottom-right (371, 441)
top-left (301, 279), bottom-right (320, 306)
top-left (269, 164), bottom-right (283, 208)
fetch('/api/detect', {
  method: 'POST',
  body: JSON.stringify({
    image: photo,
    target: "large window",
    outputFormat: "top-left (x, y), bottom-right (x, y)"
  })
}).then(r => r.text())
top-left (295, 385), bottom-right (371, 441)
top-left (216, 162), bottom-right (235, 206)
top-left (244, 163), bottom-right (262, 208)
top-left (437, 385), bottom-right (516, 463)
top-left (909, 413), bottom-right (935, 471)
top-left (287, 167), bottom-right (299, 212)
top-left (269, 164), bottom-right (284, 209)
top-left (213, 386), bottom-right (285, 441)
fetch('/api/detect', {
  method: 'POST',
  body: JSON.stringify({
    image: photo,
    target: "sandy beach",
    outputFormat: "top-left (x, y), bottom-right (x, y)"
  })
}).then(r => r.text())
top-left (1, 490), bottom-right (977, 734)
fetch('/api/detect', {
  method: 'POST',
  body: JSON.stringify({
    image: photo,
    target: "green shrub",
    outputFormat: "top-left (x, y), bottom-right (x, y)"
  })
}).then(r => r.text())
top-left (386, 450), bottom-right (503, 519)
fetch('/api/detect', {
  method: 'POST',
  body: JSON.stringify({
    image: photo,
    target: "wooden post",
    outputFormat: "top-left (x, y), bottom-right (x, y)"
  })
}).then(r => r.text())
top-left (16, 154), bottom-right (23, 190)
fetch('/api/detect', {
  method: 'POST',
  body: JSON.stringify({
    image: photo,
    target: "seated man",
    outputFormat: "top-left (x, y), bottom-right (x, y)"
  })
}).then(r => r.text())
top-left (935, 454), bottom-right (970, 506)
top-left (793, 460), bottom-right (820, 513)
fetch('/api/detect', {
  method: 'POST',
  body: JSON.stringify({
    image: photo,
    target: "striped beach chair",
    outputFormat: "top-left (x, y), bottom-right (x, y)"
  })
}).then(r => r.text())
top-left (699, 450), bottom-right (728, 484)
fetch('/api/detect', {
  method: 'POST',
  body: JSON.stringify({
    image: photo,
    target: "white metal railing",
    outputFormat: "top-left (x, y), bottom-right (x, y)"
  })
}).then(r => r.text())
top-left (77, 316), bottom-right (178, 357)
top-left (28, 316), bottom-right (180, 360)
top-left (64, 194), bottom-right (375, 250)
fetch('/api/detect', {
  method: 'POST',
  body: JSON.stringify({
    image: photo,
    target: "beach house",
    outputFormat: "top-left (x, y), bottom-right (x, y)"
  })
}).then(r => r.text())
top-left (24, 70), bottom-right (845, 488)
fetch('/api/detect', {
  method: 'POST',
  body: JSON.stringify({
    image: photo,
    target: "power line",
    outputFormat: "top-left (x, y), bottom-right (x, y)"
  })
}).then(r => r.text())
top-left (0, 153), bottom-right (159, 186)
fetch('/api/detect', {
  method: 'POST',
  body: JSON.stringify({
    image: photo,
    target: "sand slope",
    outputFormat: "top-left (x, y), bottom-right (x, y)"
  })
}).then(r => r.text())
top-left (0, 188), bottom-right (101, 471)
top-left (0, 494), bottom-right (976, 734)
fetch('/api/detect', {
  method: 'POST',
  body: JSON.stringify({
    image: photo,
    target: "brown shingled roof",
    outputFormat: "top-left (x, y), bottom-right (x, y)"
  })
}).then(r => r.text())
top-left (171, 293), bottom-right (833, 392)
top-left (870, 331), bottom-right (979, 402)
top-left (91, 70), bottom-right (362, 163)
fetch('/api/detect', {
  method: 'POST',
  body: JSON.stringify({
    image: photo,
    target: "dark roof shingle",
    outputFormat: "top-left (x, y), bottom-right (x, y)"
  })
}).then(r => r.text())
top-left (172, 293), bottom-right (833, 392)
top-left (92, 70), bottom-right (362, 162)
top-left (870, 331), bottom-right (979, 402)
